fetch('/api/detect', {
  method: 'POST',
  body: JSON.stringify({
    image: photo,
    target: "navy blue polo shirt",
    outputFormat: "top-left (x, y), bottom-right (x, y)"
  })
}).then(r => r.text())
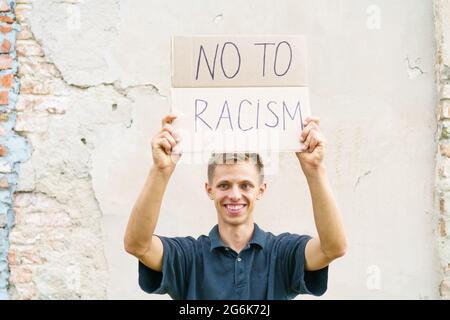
top-left (138, 224), bottom-right (328, 300)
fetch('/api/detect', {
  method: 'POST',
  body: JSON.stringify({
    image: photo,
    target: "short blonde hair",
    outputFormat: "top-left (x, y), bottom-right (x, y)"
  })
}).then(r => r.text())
top-left (207, 153), bottom-right (264, 184)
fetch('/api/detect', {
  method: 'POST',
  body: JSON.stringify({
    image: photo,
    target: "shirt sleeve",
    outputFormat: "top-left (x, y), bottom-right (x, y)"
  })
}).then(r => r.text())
top-left (138, 236), bottom-right (195, 299)
top-left (278, 233), bottom-right (328, 296)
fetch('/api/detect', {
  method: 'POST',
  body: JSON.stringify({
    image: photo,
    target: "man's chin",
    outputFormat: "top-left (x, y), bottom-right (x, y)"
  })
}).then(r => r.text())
top-left (219, 211), bottom-right (252, 225)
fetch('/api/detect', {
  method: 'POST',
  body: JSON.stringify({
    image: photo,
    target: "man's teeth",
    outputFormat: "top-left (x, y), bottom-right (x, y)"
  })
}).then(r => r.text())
top-left (227, 205), bottom-right (244, 210)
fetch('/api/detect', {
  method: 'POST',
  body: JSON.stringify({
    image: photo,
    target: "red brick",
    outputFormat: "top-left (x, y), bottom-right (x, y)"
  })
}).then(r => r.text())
top-left (1, 38), bottom-right (10, 53)
top-left (438, 101), bottom-right (450, 120)
top-left (440, 218), bottom-right (447, 237)
top-left (15, 4), bottom-right (32, 23)
top-left (14, 112), bottom-right (48, 132)
top-left (440, 279), bottom-right (450, 298)
top-left (16, 94), bottom-right (39, 111)
top-left (8, 250), bottom-right (16, 265)
top-left (0, 16), bottom-right (14, 23)
top-left (13, 192), bottom-right (35, 208)
top-left (18, 42), bottom-right (42, 57)
top-left (440, 143), bottom-right (450, 157)
top-left (9, 248), bottom-right (45, 265)
top-left (0, 144), bottom-right (7, 156)
top-left (18, 58), bottom-right (60, 78)
top-left (0, 112), bottom-right (8, 121)
top-left (17, 40), bottom-right (44, 57)
top-left (443, 85), bottom-right (450, 99)
top-left (16, 95), bottom-right (67, 114)
top-left (14, 283), bottom-right (37, 300)
top-left (15, 94), bottom-right (39, 111)
top-left (0, 24), bottom-right (12, 33)
top-left (0, 73), bottom-right (12, 87)
top-left (23, 212), bottom-right (72, 227)
top-left (0, 0), bottom-right (11, 12)
top-left (0, 90), bottom-right (8, 105)
top-left (21, 251), bottom-right (45, 265)
top-left (10, 266), bottom-right (33, 284)
top-left (0, 54), bottom-right (12, 69)
top-left (20, 78), bottom-right (52, 95)
top-left (17, 23), bottom-right (32, 40)
top-left (0, 176), bottom-right (7, 188)
top-left (8, 228), bottom-right (40, 246)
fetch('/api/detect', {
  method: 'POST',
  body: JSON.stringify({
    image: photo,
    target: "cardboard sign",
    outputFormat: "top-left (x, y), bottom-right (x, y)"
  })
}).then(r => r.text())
top-left (171, 87), bottom-right (310, 153)
top-left (172, 35), bottom-right (308, 88)
top-left (170, 35), bottom-right (310, 154)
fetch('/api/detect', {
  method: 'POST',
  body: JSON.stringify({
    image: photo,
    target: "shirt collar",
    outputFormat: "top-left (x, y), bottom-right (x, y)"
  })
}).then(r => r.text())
top-left (209, 223), bottom-right (266, 251)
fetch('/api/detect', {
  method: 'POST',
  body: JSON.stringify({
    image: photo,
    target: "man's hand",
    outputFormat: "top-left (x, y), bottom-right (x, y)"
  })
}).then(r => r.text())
top-left (151, 114), bottom-right (182, 172)
top-left (296, 116), bottom-right (326, 176)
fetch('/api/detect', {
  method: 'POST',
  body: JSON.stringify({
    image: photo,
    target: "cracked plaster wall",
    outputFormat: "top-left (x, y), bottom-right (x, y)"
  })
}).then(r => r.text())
top-left (434, 0), bottom-right (450, 299)
top-left (4, 0), bottom-right (443, 299)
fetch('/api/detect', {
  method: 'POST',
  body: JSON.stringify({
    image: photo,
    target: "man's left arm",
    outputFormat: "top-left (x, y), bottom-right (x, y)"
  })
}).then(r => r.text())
top-left (296, 116), bottom-right (347, 271)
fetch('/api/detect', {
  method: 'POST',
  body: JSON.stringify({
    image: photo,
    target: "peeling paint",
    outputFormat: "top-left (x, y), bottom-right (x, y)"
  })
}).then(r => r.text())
top-left (214, 14), bottom-right (224, 23)
top-left (355, 170), bottom-right (372, 188)
top-left (405, 56), bottom-right (425, 79)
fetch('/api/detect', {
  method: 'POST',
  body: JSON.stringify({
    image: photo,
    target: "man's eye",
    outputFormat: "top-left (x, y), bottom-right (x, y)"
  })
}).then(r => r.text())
top-left (218, 184), bottom-right (228, 189)
top-left (241, 184), bottom-right (250, 190)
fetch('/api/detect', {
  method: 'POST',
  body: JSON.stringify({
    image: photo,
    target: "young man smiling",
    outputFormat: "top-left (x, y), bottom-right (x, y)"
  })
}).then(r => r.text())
top-left (124, 114), bottom-right (347, 300)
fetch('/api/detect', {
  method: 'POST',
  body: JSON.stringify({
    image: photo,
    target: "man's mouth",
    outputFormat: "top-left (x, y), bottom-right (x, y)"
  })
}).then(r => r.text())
top-left (224, 204), bottom-right (247, 216)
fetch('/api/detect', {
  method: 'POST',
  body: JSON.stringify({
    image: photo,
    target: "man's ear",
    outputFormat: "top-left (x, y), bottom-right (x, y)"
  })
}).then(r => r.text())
top-left (205, 182), bottom-right (213, 200)
top-left (256, 183), bottom-right (267, 200)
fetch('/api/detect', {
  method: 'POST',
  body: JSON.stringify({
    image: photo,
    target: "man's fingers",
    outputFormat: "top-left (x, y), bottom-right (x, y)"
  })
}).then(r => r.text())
top-left (159, 138), bottom-right (172, 154)
top-left (162, 124), bottom-right (181, 142)
top-left (161, 114), bottom-right (177, 127)
top-left (300, 122), bottom-right (319, 142)
top-left (308, 134), bottom-right (321, 151)
top-left (303, 130), bottom-right (314, 151)
top-left (161, 131), bottom-right (177, 148)
top-left (153, 133), bottom-right (175, 154)
top-left (303, 116), bottom-right (320, 126)
top-left (162, 123), bottom-right (174, 134)
top-left (304, 131), bottom-right (326, 152)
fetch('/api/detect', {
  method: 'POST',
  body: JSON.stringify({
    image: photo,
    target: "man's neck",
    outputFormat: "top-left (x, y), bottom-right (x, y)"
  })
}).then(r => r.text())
top-left (217, 222), bottom-right (255, 254)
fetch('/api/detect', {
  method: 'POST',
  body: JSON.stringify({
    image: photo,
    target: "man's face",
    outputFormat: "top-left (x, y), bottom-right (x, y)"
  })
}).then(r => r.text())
top-left (205, 161), bottom-right (266, 226)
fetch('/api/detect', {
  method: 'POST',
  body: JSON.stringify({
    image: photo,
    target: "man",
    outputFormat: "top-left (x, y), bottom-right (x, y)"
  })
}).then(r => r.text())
top-left (124, 114), bottom-right (347, 300)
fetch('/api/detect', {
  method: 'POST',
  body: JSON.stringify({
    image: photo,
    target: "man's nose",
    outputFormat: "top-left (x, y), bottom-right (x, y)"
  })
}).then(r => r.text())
top-left (228, 185), bottom-right (242, 200)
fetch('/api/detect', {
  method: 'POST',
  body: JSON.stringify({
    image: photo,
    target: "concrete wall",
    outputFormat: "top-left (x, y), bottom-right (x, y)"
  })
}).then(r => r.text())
top-left (435, 0), bottom-right (450, 299)
top-left (2, 0), bottom-right (443, 299)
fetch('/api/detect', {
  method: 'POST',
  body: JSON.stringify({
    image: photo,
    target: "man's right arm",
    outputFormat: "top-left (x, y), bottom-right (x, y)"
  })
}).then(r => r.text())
top-left (124, 114), bottom-right (180, 272)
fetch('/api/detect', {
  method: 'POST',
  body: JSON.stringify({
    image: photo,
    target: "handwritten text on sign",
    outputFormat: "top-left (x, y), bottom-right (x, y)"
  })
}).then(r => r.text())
top-left (170, 35), bottom-right (309, 153)
top-left (172, 35), bottom-right (308, 87)
top-left (171, 87), bottom-right (310, 153)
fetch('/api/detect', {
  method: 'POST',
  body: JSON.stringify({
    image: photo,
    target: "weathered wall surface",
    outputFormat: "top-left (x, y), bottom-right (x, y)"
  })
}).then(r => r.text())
top-left (0, 0), bottom-right (28, 300)
top-left (435, 0), bottom-right (450, 299)
top-left (7, 0), bottom-right (126, 299)
top-left (0, 0), bottom-right (443, 299)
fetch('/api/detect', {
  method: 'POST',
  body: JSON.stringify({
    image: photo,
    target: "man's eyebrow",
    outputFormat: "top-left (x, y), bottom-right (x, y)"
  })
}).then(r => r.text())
top-left (215, 180), bottom-right (229, 185)
top-left (215, 179), bottom-right (255, 185)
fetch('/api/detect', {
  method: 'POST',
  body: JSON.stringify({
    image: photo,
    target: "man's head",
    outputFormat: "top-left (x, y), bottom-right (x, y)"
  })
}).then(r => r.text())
top-left (205, 153), bottom-right (267, 227)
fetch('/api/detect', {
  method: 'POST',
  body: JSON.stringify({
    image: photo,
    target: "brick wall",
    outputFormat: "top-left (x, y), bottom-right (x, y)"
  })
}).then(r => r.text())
top-left (0, 0), bottom-right (30, 300)
top-left (4, 0), bottom-right (109, 299)
top-left (435, 0), bottom-right (450, 300)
